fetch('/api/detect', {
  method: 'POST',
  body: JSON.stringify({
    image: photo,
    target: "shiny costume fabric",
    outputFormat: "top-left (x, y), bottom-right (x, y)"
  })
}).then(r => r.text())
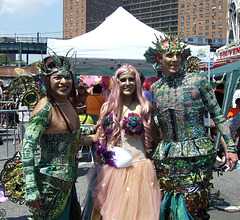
top-left (151, 70), bottom-right (236, 220)
top-left (22, 100), bottom-right (81, 219)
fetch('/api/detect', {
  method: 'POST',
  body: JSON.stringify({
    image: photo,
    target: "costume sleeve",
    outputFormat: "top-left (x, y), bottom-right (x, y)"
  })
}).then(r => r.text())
top-left (198, 75), bottom-right (237, 153)
top-left (22, 103), bottom-right (51, 202)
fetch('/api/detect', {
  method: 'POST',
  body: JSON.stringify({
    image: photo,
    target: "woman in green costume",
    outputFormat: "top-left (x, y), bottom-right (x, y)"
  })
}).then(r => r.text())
top-left (22, 55), bottom-right (82, 219)
top-left (144, 34), bottom-right (238, 219)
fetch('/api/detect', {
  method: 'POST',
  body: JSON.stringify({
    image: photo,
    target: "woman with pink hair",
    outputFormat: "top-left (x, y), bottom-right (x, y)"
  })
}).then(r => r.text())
top-left (83, 64), bottom-right (162, 220)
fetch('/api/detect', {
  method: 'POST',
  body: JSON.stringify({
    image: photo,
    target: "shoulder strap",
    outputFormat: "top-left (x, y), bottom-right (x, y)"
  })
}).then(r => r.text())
top-left (82, 114), bottom-right (88, 124)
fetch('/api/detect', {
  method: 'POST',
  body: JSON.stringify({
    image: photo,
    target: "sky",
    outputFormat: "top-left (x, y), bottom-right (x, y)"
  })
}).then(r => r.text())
top-left (0, 0), bottom-right (63, 63)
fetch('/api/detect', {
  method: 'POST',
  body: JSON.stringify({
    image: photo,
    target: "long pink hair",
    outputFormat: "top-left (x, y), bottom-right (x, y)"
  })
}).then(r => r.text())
top-left (96, 64), bottom-right (152, 151)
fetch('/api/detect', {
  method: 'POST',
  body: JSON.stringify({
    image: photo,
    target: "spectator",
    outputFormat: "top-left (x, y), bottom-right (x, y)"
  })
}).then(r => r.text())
top-left (85, 84), bottom-right (105, 124)
top-left (138, 71), bottom-right (153, 103)
top-left (214, 83), bottom-right (224, 108)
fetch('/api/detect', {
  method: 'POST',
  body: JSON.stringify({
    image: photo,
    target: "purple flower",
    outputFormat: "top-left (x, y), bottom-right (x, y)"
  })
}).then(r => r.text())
top-left (122, 113), bottom-right (143, 136)
top-left (94, 139), bottom-right (117, 167)
top-left (102, 113), bottom-right (114, 134)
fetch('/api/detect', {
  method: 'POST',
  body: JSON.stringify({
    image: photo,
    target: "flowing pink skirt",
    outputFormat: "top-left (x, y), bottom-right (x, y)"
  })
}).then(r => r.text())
top-left (91, 159), bottom-right (162, 220)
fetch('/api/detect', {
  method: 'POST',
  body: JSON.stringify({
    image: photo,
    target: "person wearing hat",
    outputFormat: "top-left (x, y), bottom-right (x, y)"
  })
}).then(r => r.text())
top-left (21, 54), bottom-right (82, 219)
top-left (144, 33), bottom-right (238, 219)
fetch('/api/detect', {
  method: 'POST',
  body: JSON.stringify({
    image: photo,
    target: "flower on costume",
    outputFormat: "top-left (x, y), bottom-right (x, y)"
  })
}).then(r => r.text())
top-left (122, 113), bottom-right (143, 136)
top-left (144, 47), bottom-right (162, 70)
top-left (94, 139), bottom-right (117, 167)
top-left (102, 113), bottom-right (114, 134)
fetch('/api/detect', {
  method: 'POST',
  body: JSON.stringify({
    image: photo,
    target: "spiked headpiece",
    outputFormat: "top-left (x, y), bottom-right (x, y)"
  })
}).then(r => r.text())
top-left (144, 28), bottom-right (191, 69)
top-left (36, 48), bottom-right (77, 77)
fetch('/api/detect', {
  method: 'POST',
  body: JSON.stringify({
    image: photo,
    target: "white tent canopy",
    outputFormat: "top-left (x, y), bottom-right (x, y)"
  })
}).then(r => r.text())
top-left (47, 7), bottom-right (165, 76)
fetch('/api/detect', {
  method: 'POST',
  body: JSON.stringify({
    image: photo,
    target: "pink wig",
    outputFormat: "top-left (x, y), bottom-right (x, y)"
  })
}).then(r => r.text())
top-left (96, 64), bottom-right (152, 151)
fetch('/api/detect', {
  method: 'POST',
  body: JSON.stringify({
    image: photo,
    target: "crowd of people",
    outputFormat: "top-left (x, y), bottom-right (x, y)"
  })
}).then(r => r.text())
top-left (0, 32), bottom-right (239, 220)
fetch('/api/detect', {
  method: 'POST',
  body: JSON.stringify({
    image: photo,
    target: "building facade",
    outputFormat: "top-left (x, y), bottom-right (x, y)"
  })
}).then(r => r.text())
top-left (122, 0), bottom-right (230, 48)
top-left (122, 0), bottom-right (179, 34)
top-left (63, 0), bottom-right (122, 39)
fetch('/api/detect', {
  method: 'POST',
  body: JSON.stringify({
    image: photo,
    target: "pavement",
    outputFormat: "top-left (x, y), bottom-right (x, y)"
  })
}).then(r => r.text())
top-left (0, 129), bottom-right (240, 219)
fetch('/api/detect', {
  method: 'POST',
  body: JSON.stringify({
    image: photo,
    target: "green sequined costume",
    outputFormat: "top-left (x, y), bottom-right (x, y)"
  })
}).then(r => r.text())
top-left (152, 70), bottom-right (237, 220)
top-left (22, 100), bottom-right (81, 219)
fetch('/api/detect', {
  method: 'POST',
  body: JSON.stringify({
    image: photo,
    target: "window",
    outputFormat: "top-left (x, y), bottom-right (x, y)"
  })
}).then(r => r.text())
top-left (212, 32), bottom-right (215, 36)
top-left (181, 10), bottom-right (184, 14)
top-left (199, 20), bottom-right (203, 24)
top-left (199, 33), bottom-right (202, 36)
top-left (206, 13), bottom-right (209, 17)
top-left (181, 16), bottom-right (184, 20)
top-left (181, 22), bottom-right (184, 26)
top-left (200, 1), bottom-right (203, 5)
top-left (199, 26), bottom-right (203, 30)
top-left (206, 0), bottom-right (210, 4)
top-left (219, 11), bottom-right (223, 16)
top-left (193, 21), bottom-right (196, 25)
top-left (193, 2), bottom-right (197, 6)
top-left (219, 18), bottom-right (222, 22)
top-left (199, 7), bottom-right (203, 11)
top-left (218, 25), bottom-right (222, 29)
top-left (212, 19), bottom-right (216, 24)
top-left (198, 38), bottom-right (203, 42)
top-left (187, 28), bottom-right (190, 32)
top-left (212, 12), bottom-right (216, 16)
top-left (193, 15), bottom-right (196, 19)
top-left (212, 25), bottom-right (215, 29)
top-left (181, 4), bottom-right (185, 8)
top-left (219, 5), bottom-right (223, 9)
top-left (199, 14), bottom-right (203, 18)
top-left (193, 8), bottom-right (196, 13)
top-left (187, 3), bottom-right (190, 7)
top-left (205, 26), bottom-right (209, 30)
top-left (206, 7), bottom-right (209, 10)
top-left (187, 15), bottom-right (190, 19)
top-left (70, 18), bottom-right (72, 21)
top-left (187, 9), bottom-right (190, 13)
top-left (212, 6), bottom-right (216, 10)
top-left (70, 12), bottom-right (73, 16)
top-left (206, 19), bottom-right (209, 24)
top-left (70, 6), bottom-right (73, 10)
top-left (218, 31), bottom-right (222, 36)
top-left (187, 22), bottom-right (190, 26)
top-left (193, 27), bottom-right (196, 31)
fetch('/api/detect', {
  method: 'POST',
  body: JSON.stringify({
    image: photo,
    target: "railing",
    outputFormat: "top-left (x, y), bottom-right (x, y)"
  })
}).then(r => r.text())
top-left (0, 102), bottom-right (32, 161)
top-left (0, 36), bottom-right (63, 44)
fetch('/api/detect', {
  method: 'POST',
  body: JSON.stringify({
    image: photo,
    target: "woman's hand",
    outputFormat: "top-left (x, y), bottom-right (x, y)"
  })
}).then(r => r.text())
top-left (27, 199), bottom-right (42, 210)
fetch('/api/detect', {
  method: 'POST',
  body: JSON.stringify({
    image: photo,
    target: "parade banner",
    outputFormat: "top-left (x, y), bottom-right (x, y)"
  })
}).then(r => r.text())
top-left (189, 45), bottom-right (211, 63)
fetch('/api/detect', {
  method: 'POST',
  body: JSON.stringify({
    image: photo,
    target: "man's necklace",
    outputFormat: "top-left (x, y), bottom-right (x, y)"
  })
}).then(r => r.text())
top-left (55, 99), bottom-right (69, 106)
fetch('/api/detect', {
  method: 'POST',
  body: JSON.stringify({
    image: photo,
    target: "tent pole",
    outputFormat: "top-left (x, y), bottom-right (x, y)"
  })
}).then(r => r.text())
top-left (208, 62), bottom-right (211, 136)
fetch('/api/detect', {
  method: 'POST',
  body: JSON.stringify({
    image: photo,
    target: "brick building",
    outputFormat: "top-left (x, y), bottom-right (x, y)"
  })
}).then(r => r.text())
top-left (63, 0), bottom-right (122, 39)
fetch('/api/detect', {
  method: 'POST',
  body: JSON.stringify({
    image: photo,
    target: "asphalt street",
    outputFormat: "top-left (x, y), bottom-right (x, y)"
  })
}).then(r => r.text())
top-left (0, 129), bottom-right (240, 219)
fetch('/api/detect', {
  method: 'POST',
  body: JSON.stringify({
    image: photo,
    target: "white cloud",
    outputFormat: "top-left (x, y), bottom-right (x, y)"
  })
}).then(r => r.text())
top-left (0, 0), bottom-right (58, 16)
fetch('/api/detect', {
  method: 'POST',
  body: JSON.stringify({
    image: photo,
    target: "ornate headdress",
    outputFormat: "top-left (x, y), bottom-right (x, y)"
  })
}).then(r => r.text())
top-left (36, 48), bottom-right (77, 77)
top-left (144, 28), bottom-right (191, 69)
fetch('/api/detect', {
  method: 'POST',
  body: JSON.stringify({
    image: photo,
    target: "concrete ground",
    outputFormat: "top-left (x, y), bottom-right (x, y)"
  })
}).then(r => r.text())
top-left (0, 129), bottom-right (240, 219)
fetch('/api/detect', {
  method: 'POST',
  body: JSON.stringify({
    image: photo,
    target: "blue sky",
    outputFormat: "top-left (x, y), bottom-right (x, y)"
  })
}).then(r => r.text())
top-left (0, 0), bottom-right (63, 63)
top-left (0, 0), bottom-right (63, 38)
